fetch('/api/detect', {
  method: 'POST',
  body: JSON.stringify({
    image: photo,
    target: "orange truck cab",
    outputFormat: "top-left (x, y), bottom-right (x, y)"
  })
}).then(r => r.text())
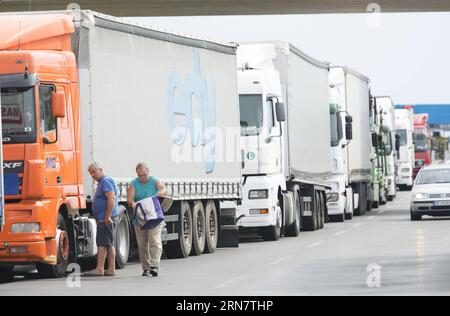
top-left (0, 13), bottom-right (85, 278)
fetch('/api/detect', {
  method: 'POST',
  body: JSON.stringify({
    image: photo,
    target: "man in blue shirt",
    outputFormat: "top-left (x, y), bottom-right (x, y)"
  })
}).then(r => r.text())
top-left (85, 162), bottom-right (120, 277)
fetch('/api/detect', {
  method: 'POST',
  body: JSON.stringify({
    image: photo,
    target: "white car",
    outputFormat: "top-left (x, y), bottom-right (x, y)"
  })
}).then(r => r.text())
top-left (410, 164), bottom-right (450, 221)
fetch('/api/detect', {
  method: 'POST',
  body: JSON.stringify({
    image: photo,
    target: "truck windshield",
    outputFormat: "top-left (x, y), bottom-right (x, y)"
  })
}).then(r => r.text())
top-left (239, 94), bottom-right (263, 136)
top-left (1, 87), bottom-right (37, 144)
top-left (414, 133), bottom-right (428, 152)
top-left (397, 129), bottom-right (407, 147)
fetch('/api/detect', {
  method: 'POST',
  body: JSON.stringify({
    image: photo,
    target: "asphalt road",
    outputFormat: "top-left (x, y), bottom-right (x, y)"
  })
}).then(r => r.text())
top-left (1, 191), bottom-right (450, 296)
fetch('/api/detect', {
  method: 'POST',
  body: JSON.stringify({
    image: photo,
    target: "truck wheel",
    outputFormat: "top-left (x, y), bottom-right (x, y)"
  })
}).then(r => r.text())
top-left (355, 183), bottom-right (367, 216)
top-left (191, 201), bottom-right (206, 256)
top-left (164, 202), bottom-right (193, 258)
top-left (37, 214), bottom-right (69, 278)
top-left (204, 201), bottom-right (218, 254)
top-left (365, 185), bottom-right (372, 212)
top-left (262, 206), bottom-right (281, 241)
top-left (285, 191), bottom-right (301, 237)
top-left (380, 190), bottom-right (387, 205)
top-left (358, 184), bottom-right (367, 216)
top-left (262, 222), bottom-right (281, 241)
top-left (314, 192), bottom-right (321, 230)
top-left (319, 192), bottom-right (325, 229)
top-left (345, 212), bottom-right (353, 220)
top-left (115, 208), bottom-right (131, 269)
top-left (387, 195), bottom-right (394, 202)
top-left (372, 199), bottom-right (379, 209)
top-left (0, 266), bottom-right (14, 283)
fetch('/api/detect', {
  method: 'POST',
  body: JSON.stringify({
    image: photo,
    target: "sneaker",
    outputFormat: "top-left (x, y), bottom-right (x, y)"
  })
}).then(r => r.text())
top-left (142, 270), bottom-right (151, 277)
top-left (149, 267), bottom-right (158, 277)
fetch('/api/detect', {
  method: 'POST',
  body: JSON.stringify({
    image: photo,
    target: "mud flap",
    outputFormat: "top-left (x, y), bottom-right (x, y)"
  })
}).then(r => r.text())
top-left (217, 208), bottom-right (239, 248)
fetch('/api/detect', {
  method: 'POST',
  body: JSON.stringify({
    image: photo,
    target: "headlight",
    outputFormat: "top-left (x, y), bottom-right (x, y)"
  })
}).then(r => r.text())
top-left (327, 193), bottom-right (339, 202)
top-left (414, 193), bottom-right (429, 200)
top-left (248, 189), bottom-right (268, 199)
top-left (10, 223), bottom-right (41, 233)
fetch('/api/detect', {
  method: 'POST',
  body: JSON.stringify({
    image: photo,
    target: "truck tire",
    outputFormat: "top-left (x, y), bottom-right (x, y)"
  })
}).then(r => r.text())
top-left (361, 183), bottom-right (369, 215)
top-left (261, 222), bottom-right (281, 241)
top-left (355, 184), bottom-right (367, 216)
top-left (37, 213), bottom-right (70, 278)
top-left (261, 203), bottom-right (281, 241)
top-left (319, 192), bottom-right (325, 229)
top-left (204, 200), bottom-right (218, 254)
top-left (164, 202), bottom-right (193, 259)
top-left (190, 201), bottom-right (206, 256)
top-left (0, 266), bottom-right (14, 283)
top-left (115, 208), bottom-right (131, 269)
top-left (345, 211), bottom-right (353, 220)
top-left (366, 185), bottom-right (372, 212)
top-left (372, 186), bottom-right (382, 208)
top-left (380, 190), bottom-right (387, 205)
top-left (285, 191), bottom-right (301, 237)
top-left (387, 195), bottom-right (394, 202)
top-left (372, 199), bottom-right (380, 209)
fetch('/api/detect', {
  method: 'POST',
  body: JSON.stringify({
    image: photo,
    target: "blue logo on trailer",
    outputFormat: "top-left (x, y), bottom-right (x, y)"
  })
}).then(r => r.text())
top-left (167, 49), bottom-right (217, 174)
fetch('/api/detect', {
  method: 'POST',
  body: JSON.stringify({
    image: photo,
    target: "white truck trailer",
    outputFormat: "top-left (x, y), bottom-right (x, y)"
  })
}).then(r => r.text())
top-left (0, 10), bottom-right (241, 278)
top-left (328, 67), bottom-right (373, 217)
top-left (374, 97), bottom-right (398, 201)
top-left (236, 41), bottom-right (331, 240)
top-left (395, 107), bottom-right (415, 190)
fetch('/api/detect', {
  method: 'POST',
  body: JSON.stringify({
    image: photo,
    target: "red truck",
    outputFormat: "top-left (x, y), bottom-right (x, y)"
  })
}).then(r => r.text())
top-left (413, 114), bottom-right (431, 177)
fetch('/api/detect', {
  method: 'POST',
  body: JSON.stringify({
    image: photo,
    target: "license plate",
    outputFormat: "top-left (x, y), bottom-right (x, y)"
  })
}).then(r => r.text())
top-left (434, 201), bottom-right (450, 206)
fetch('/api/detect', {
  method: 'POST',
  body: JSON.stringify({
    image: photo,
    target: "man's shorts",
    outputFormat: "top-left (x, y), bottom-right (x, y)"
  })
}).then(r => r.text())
top-left (96, 219), bottom-right (118, 248)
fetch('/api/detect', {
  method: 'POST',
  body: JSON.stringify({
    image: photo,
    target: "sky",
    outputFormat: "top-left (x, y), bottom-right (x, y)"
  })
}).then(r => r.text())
top-left (130, 12), bottom-right (450, 105)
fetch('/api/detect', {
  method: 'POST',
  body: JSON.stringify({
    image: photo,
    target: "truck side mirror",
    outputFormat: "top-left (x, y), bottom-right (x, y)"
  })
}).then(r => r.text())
top-left (345, 115), bottom-right (353, 141)
top-left (52, 91), bottom-right (66, 118)
top-left (395, 134), bottom-right (401, 152)
top-left (371, 133), bottom-right (379, 148)
top-left (276, 102), bottom-right (286, 122)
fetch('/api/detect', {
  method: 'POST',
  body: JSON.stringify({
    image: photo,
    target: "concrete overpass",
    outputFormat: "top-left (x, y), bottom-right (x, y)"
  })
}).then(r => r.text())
top-left (0, 0), bottom-right (449, 16)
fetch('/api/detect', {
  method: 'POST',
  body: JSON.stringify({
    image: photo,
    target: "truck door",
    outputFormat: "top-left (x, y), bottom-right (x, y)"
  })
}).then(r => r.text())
top-left (0, 91), bottom-right (5, 231)
top-left (39, 84), bottom-right (76, 193)
top-left (267, 98), bottom-right (282, 174)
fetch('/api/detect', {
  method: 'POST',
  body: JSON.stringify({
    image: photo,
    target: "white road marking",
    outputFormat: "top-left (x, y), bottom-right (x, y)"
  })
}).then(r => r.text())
top-left (215, 275), bottom-right (249, 289)
top-left (334, 230), bottom-right (348, 236)
top-left (269, 256), bottom-right (293, 265)
top-left (307, 241), bottom-right (324, 249)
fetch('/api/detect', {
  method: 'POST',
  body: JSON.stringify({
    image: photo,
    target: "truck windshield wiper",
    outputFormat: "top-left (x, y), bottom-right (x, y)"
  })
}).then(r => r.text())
top-left (2, 134), bottom-right (20, 143)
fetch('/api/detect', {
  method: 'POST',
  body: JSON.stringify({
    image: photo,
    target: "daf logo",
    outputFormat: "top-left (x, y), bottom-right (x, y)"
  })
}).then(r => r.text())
top-left (3, 162), bottom-right (23, 169)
